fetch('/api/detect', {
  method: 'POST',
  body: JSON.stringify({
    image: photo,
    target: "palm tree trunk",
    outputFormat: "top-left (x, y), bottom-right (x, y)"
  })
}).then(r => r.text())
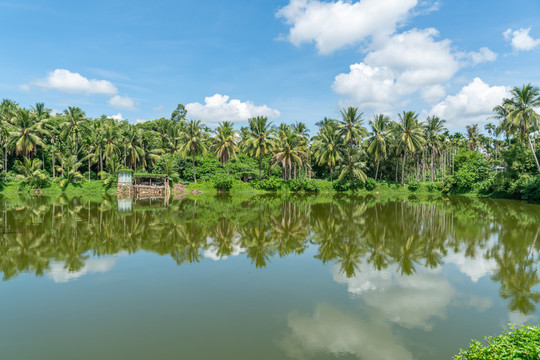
top-left (100, 149), bottom-right (103, 173)
top-left (52, 152), bottom-right (55, 178)
top-left (401, 152), bottom-right (407, 185)
top-left (395, 159), bottom-right (399, 182)
top-left (226, 161), bottom-right (229, 175)
top-left (88, 152), bottom-right (91, 181)
top-left (375, 158), bottom-right (380, 181)
top-left (258, 153), bottom-right (262, 178)
top-left (192, 151), bottom-right (197, 183)
top-left (528, 135), bottom-right (540, 173)
top-left (330, 166), bottom-right (333, 182)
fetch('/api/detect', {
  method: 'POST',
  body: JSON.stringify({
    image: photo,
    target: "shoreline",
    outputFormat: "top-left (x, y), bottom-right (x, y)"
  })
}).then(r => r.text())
top-left (1, 179), bottom-right (537, 204)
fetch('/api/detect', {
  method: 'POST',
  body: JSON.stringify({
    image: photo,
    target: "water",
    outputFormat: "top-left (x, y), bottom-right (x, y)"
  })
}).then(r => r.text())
top-left (0, 194), bottom-right (539, 360)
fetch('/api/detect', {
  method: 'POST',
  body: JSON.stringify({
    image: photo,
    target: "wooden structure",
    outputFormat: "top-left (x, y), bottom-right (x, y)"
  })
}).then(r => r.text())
top-left (117, 171), bottom-right (171, 199)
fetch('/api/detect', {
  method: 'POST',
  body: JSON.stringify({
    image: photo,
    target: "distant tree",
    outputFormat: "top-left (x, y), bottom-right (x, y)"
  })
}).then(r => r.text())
top-left (171, 104), bottom-right (187, 125)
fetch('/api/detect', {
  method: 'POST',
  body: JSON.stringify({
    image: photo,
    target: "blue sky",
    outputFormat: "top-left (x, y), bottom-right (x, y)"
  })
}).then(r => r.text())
top-left (1, 0), bottom-right (539, 131)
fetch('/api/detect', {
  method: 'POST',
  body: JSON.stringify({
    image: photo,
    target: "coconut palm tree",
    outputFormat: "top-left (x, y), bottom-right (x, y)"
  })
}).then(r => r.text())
top-left (338, 107), bottom-right (367, 150)
top-left (393, 111), bottom-right (425, 185)
top-left (425, 116), bottom-right (447, 181)
top-left (177, 119), bottom-right (208, 182)
top-left (212, 121), bottom-right (239, 175)
top-left (244, 116), bottom-right (275, 178)
top-left (61, 106), bottom-right (89, 156)
top-left (312, 122), bottom-right (343, 181)
top-left (506, 84), bottom-right (540, 172)
top-left (466, 124), bottom-right (480, 151)
top-left (271, 127), bottom-right (307, 180)
top-left (366, 114), bottom-right (390, 181)
top-left (6, 108), bottom-right (47, 159)
top-left (337, 147), bottom-right (367, 182)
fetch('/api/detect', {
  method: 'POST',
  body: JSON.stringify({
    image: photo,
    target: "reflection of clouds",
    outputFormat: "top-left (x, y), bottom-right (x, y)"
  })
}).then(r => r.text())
top-left (468, 296), bottom-right (493, 313)
top-left (46, 256), bottom-right (118, 283)
top-left (445, 245), bottom-right (497, 283)
top-left (508, 311), bottom-right (537, 325)
top-left (333, 264), bottom-right (454, 330)
top-left (280, 303), bottom-right (413, 360)
top-left (204, 244), bottom-right (244, 261)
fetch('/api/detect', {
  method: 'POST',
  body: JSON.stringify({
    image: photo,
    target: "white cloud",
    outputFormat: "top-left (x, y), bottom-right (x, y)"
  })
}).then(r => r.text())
top-left (421, 84), bottom-right (446, 103)
top-left (431, 78), bottom-right (509, 128)
top-left (333, 28), bottom-right (459, 109)
top-left (109, 95), bottom-right (135, 109)
top-left (32, 69), bottom-right (117, 95)
top-left (109, 113), bottom-right (123, 121)
top-left (467, 47), bottom-right (497, 64)
top-left (276, 0), bottom-right (418, 54)
top-left (185, 94), bottom-right (281, 125)
top-left (504, 27), bottom-right (540, 51)
top-left (279, 304), bottom-right (414, 360)
top-left (46, 256), bottom-right (118, 283)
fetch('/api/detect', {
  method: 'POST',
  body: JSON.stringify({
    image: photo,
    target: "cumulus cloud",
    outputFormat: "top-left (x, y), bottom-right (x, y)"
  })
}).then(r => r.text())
top-left (504, 27), bottom-right (540, 51)
top-left (333, 28), bottom-right (459, 109)
top-left (109, 113), bottom-right (124, 121)
top-left (430, 78), bottom-right (509, 128)
top-left (31, 69), bottom-right (117, 95)
top-left (276, 0), bottom-right (418, 54)
top-left (466, 47), bottom-right (498, 64)
top-left (46, 256), bottom-right (118, 283)
top-left (185, 94), bottom-right (281, 125)
top-left (109, 95), bottom-right (135, 109)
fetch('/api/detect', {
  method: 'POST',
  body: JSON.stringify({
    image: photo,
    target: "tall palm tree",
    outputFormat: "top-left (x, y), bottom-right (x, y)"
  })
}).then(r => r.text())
top-left (393, 111), bottom-right (425, 185)
top-left (337, 147), bottom-right (367, 182)
top-left (466, 124), bottom-right (480, 151)
top-left (338, 107), bottom-right (367, 150)
top-left (366, 114), bottom-right (390, 181)
top-left (61, 106), bottom-right (89, 157)
top-left (425, 116), bottom-right (447, 181)
top-left (6, 108), bottom-right (47, 159)
top-left (244, 116), bottom-right (275, 178)
top-left (271, 127), bottom-right (307, 180)
top-left (312, 122), bottom-right (343, 181)
top-left (178, 119), bottom-right (208, 182)
top-left (506, 84), bottom-right (540, 172)
top-left (212, 121), bottom-right (239, 175)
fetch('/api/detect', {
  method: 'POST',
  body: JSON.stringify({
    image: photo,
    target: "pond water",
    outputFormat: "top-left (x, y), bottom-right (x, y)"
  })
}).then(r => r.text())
top-left (0, 194), bottom-right (539, 360)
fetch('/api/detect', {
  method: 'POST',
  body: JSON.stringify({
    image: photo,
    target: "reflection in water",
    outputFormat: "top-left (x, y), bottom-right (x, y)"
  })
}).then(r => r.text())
top-left (0, 194), bottom-right (539, 316)
top-left (280, 303), bottom-right (414, 360)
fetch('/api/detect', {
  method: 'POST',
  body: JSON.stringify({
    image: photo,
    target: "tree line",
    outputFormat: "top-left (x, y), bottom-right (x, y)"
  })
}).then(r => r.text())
top-left (0, 84), bottom-right (538, 190)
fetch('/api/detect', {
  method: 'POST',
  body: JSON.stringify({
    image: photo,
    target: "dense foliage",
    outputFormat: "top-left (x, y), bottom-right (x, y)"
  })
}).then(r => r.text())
top-left (0, 83), bottom-right (539, 198)
top-left (454, 325), bottom-right (540, 360)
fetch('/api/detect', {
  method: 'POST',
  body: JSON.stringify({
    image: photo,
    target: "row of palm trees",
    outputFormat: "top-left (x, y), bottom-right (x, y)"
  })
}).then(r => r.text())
top-left (0, 84), bottom-right (537, 185)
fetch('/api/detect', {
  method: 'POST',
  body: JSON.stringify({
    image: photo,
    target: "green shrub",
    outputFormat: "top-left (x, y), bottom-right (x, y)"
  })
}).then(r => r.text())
top-left (249, 176), bottom-right (284, 191)
top-left (213, 176), bottom-right (234, 192)
top-left (522, 175), bottom-right (540, 201)
top-left (285, 179), bottom-right (301, 192)
top-left (333, 179), bottom-right (365, 192)
top-left (426, 182), bottom-right (443, 192)
top-left (301, 179), bottom-right (320, 192)
top-left (407, 181), bottom-right (420, 192)
top-left (365, 177), bottom-right (377, 191)
top-left (454, 324), bottom-right (540, 360)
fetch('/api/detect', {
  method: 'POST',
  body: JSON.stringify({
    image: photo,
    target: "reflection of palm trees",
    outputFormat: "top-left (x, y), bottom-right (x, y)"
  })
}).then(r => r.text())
top-left (211, 218), bottom-right (239, 258)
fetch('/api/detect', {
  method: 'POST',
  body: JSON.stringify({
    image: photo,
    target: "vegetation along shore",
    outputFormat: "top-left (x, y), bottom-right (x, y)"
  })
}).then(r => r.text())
top-left (0, 83), bottom-right (539, 201)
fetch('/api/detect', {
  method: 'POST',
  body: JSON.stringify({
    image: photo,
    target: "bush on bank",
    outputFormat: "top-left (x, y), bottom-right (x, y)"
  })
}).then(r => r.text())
top-left (454, 324), bottom-right (540, 360)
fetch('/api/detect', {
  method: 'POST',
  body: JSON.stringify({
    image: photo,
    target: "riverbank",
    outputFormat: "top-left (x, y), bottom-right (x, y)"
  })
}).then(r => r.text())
top-left (1, 178), bottom-right (538, 203)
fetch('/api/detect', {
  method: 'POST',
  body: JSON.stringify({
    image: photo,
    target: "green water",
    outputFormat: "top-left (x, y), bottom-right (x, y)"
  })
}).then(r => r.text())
top-left (0, 194), bottom-right (539, 360)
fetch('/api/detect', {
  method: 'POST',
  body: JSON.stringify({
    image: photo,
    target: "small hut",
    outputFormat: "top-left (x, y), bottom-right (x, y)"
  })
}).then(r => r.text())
top-left (117, 170), bottom-right (170, 198)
